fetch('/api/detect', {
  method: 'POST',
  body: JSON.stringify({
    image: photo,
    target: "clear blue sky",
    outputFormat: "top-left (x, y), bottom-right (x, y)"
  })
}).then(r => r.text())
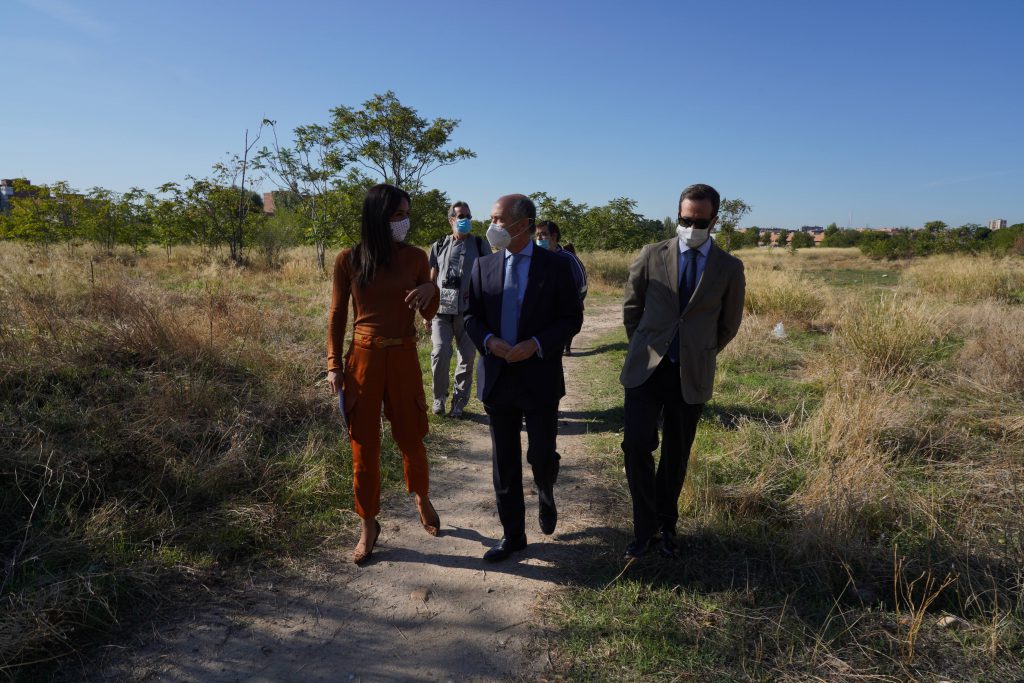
top-left (4, 0), bottom-right (1022, 229)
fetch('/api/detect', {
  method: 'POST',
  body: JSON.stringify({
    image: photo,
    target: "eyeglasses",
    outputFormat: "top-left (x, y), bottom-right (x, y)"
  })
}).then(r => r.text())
top-left (678, 216), bottom-right (713, 231)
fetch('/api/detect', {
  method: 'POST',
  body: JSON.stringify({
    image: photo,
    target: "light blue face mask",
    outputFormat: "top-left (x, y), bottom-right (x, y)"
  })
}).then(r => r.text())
top-left (456, 218), bottom-right (472, 234)
top-left (536, 238), bottom-right (550, 250)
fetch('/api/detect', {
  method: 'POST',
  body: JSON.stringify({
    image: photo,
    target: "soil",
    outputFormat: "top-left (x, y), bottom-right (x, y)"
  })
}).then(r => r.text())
top-left (95, 301), bottom-right (626, 682)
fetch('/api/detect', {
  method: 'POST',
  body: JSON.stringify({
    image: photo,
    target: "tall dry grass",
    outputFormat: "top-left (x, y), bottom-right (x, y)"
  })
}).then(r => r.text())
top-left (743, 265), bottom-right (827, 327)
top-left (904, 254), bottom-right (1024, 303)
top-left (578, 249), bottom-right (638, 295)
top-left (829, 293), bottom-right (953, 378)
top-left (0, 242), bottom-right (352, 676)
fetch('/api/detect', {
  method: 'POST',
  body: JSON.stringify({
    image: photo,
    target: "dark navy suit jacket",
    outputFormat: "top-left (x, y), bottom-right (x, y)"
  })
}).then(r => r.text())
top-left (465, 245), bottom-right (583, 405)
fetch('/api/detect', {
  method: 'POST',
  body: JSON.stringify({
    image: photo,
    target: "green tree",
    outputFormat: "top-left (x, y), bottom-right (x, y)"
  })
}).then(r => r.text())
top-left (256, 120), bottom-right (357, 269)
top-left (530, 192), bottom-right (589, 246)
top-left (790, 231), bottom-right (814, 249)
top-left (82, 187), bottom-right (120, 252)
top-left (776, 230), bottom-right (789, 248)
top-left (4, 181), bottom-right (58, 249)
top-left (149, 183), bottom-right (190, 257)
top-left (580, 197), bottom-right (646, 250)
top-left (119, 187), bottom-right (154, 252)
top-left (408, 187), bottom-right (452, 245)
top-left (742, 226), bottom-right (761, 249)
top-left (329, 91), bottom-right (475, 193)
top-left (714, 197), bottom-right (751, 252)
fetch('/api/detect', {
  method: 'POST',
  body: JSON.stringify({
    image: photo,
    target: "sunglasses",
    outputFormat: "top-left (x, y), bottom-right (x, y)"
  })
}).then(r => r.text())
top-left (455, 214), bottom-right (472, 219)
top-left (678, 217), bottom-right (714, 231)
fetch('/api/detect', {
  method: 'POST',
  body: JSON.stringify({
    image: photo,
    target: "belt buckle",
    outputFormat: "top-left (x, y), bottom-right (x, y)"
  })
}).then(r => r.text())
top-left (377, 336), bottom-right (401, 347)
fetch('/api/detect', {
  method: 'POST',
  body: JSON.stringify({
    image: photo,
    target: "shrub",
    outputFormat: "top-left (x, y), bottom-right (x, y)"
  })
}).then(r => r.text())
top-left (743, 265), bottom-right (825, 325)
top-left (831, 294), bottom-right (951, 377)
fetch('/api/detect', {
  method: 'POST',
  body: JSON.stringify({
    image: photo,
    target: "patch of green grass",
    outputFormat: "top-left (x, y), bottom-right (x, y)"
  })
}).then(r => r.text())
top-left (809, 267), bottom-right (901, 288)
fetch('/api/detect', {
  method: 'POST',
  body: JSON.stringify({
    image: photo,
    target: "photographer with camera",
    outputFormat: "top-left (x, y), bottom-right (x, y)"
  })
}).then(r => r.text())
top-left (426, 201), bottom-right (490, 418)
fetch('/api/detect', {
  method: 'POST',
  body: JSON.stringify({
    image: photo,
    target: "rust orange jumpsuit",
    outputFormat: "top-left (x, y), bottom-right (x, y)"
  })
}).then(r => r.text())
top-left (327, 243), bottom-right (440, 519)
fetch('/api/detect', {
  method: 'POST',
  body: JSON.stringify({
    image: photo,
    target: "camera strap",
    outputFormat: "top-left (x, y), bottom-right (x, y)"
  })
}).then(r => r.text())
top-left (438, 235), bottom-right (471, 315)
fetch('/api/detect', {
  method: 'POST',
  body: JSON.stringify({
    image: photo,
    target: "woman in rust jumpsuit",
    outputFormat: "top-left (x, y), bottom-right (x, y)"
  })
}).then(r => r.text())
top-left (327, 184), bottom-right (441, 564)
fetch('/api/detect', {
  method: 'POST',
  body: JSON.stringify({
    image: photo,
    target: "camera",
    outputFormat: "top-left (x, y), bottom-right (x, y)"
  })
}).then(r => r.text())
top-left (442, 273), bottom-right (461, 289)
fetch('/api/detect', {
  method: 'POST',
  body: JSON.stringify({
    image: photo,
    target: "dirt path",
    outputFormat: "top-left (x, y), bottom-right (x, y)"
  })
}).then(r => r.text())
top-left (101, 301), bottom-right (624, 682)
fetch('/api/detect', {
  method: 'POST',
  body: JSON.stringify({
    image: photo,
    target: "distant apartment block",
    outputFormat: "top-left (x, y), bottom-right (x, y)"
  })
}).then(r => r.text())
top-left (988, 218), bottom-right (1007, 230)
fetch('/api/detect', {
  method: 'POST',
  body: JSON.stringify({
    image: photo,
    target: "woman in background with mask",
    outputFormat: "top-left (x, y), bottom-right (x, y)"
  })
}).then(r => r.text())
top-left (327, 183), bottom-right (441, 565)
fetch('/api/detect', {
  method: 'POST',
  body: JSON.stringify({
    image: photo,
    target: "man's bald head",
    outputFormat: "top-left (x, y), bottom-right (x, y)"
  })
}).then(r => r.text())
top-left (497, 194), bottom-right (536, 229)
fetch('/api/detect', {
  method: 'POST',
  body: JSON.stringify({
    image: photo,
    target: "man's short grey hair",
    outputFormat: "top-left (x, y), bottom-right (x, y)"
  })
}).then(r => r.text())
top-left (448, 200), bottom-right (471, 218)
top-left (507, 195), bottom-right (536, 226)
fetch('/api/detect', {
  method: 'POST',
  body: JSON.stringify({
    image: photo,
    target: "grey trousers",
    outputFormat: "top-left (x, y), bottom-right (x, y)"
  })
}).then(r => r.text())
top-left (430, 313), bottom-right (477, 407)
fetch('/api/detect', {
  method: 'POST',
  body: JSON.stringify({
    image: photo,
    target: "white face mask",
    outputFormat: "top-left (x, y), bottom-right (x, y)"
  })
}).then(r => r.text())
top-left (677, 224), bottom-right (711, 248)
top-left (486, 218), bottom-right (524, 251)
top-left (390, 217), bottom-right (411, 242)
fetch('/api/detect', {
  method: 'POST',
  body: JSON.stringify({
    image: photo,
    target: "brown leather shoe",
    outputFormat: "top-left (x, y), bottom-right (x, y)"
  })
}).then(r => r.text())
top-left (418, 498), bottom-right (441, 536)
top-left (352, 520), bottom-right (381, 565)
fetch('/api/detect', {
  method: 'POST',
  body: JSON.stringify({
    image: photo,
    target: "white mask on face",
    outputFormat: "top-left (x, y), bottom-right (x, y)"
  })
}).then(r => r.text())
top-left (486, 218), bottom-right (523, 251)
top-left (390, 217), bottom-right (411, 242)
top-left (677, 224), bottom-right (711, 248)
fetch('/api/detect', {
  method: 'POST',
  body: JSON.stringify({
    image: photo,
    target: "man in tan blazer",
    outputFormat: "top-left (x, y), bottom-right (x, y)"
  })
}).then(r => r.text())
top-left (620, 183), bottom-right (745, 559)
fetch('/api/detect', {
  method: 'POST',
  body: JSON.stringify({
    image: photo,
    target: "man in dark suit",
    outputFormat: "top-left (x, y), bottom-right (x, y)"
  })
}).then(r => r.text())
top-left (465, 194), bottom-right (584, 562)
top-left (620, 183), bottom-right (745, 559)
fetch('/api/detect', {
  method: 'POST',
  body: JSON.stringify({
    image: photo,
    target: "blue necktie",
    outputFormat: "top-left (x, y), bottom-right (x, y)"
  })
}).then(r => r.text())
top-left (501, 253), bottom-right (521, 343)
top-left (668, 249), bottom-right (699, 363)
top-left (681, 248), bottom-right (699, 309)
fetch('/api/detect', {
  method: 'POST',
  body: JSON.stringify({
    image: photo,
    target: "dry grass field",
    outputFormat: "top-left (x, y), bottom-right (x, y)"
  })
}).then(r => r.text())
top-left (563, 246), bottom-right (1024, 681)
top-left (2, 242), bottom-right (1023, 680)
top-left (0, 243), bottom-right (448, 679)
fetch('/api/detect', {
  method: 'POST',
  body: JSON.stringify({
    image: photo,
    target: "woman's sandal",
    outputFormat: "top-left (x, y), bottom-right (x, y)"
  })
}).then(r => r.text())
top-left (418, 499), bottom-right (441, 537)
top-left (352, 519), bottom-right (381, 565)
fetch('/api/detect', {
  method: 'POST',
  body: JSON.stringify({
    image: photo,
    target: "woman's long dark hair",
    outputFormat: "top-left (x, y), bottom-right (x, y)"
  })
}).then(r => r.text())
top-left (352, 183), bottom-right (410, 289)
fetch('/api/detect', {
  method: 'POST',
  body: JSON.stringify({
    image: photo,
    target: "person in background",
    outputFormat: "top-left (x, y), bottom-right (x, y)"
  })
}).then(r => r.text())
top-left (426, 201), bottom-right (489, 418)
top-left (327, 183), bottom-right (442, 565)
top-left (465, 194), bottom-right (583, 562)
top-left (535, 220), bottom-right (587, 355)
top-left (619, 183), bottom-right (745, 560)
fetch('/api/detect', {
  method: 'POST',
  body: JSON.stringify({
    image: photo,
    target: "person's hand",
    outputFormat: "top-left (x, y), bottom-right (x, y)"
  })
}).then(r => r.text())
top-left (404, 283), bottom-right (435, 310)
top-left (487, 336), bottom-right (513, 359)
top-left (327, 370), bottom-right (341, 394)
top-left (504, 339), bottom-right (539, 362)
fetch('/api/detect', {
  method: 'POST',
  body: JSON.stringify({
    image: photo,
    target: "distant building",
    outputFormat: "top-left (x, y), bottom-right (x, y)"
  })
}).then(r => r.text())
top-left (263, 192), bottom-right (277, 215)
top-left (0, 178), bottom-right (33, 213)
top-left (988, 219), bottom-right (1007, 230)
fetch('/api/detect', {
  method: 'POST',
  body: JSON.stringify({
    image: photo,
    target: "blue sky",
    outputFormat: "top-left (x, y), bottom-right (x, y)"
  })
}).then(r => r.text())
top-left (3, 0), bottom-right (1022, 228)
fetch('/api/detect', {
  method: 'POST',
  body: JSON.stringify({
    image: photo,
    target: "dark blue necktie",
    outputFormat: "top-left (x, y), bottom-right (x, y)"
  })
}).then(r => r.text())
top-left (668, 249), bottom-right (699, 363)
top-left (501, 253), bottom-right (521, 343)
top-left (680, 248), bottom-right (699, 310)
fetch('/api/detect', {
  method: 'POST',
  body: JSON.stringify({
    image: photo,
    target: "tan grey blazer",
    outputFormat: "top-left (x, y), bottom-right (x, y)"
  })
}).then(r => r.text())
top-left (620, 237), bottom-right (745, 404)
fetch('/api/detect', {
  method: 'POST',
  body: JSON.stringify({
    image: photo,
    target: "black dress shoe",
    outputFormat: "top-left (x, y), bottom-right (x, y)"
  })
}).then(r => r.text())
top-left (623, 537), bottom-right (652, 559)
top-left (538, 484), bottom-right (557, 535)
top-left (483, 535), bottom-right (527, 562)
top-left (658, 532), bottom-right (679, 559)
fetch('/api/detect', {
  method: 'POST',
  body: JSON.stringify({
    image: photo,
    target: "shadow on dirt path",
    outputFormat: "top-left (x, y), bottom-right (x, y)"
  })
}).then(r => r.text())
top-left (90, 300), bottom-right (626, 682)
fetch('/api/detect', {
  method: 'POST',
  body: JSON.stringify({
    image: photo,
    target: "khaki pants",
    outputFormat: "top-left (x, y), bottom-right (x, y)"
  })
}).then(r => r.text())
top-left (429, 313), bottom-right (477, 408)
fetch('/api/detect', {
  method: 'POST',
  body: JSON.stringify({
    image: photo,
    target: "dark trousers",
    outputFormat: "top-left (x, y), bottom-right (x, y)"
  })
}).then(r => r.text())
top-left (622, 357), bottom-right (703, 542)
top-left (484, 398), bottom-right (561, 539)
